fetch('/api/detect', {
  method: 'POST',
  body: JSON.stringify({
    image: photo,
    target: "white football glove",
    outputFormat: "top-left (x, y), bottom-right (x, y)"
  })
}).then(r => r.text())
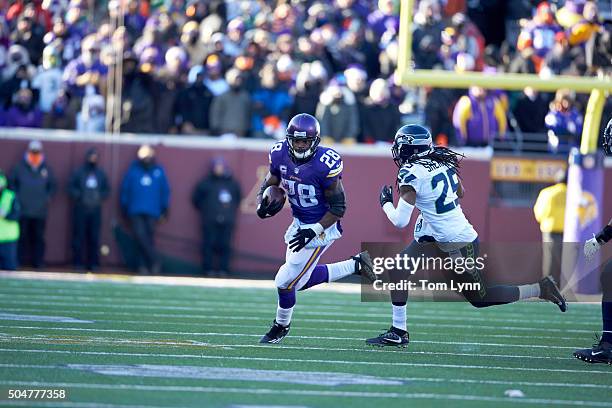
top-left (584, 235), bottom-right (601, 260)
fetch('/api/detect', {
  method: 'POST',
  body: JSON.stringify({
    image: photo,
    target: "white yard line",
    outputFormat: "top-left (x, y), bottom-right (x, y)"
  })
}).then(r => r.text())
top-left (0, 401), bottom-right (181, 408)
top-left (0, 324), bottom-right (587, 350)
top-left (0, 271), bottom-right (356, 294)
top-left (0, 271), bottom-right (602, 303)
top-left (0, 348), bottom-right (610, 375)
top-left (0, 286), bottom-right (600, 316)
top-left (0, 336), bottom-right (571, 361)
top-left (0, 313), bottom-right (591, 340)
top-left (0, 381), bottom-right (610, 406)
top-left (0, 291), bottom-right (600, 321)
top-left (0, 299), bottom-right (595, 327)
top-left (0, 306), bottom-right (598, 335)
top-left (0, 365), bottom-right (609, 389)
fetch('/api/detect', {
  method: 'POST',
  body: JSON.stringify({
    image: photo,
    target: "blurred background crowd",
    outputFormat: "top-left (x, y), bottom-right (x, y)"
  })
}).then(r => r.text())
top-left (0, 0), bottom-right (610, 151)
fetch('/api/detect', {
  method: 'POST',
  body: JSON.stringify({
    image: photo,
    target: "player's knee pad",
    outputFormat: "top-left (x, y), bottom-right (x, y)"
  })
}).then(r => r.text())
top-left (601, 261), bottom-right (612, 300)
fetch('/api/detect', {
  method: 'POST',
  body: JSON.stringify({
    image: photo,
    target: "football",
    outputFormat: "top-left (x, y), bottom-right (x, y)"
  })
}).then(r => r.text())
top-left (263, 185), bottom-right (286, 208)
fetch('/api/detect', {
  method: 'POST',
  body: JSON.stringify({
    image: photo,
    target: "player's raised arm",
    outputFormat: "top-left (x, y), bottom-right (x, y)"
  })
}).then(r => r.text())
top-left (288, 178), bottom-right (346, 253)
top-left (585, 217), bottom-right (612, 259)
top-left (379, 184), bottom-right (416, 228)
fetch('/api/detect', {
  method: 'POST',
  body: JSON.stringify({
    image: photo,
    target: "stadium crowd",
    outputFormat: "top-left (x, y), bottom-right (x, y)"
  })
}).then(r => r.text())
top-left (0, 0), bottom-right (610, 150)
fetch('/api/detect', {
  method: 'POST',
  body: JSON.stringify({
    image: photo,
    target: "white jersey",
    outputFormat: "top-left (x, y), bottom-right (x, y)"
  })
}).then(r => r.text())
top-left (397, 160), bottom-right (477, 244)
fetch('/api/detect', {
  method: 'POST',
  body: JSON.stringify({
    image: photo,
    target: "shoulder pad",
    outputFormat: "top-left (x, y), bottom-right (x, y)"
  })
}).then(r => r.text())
top-left (268, 140), bottom-right (286, 164)
top-left (317, 148), bottom-right (343, 178)
top-left (397, 165), bottom-right (418, 186)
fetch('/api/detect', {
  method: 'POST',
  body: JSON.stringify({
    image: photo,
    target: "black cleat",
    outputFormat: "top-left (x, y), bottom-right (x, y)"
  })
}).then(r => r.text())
top-left (539, 276), bottom-right (567, 312)
top-left (573, 337), bottom-right (612, 364)
top-left (353, 250), bottom-right (377, 283)
top-left (366, 326), bottom-right (409, 348)
top-left (259, 320), bottom-right (290, 344)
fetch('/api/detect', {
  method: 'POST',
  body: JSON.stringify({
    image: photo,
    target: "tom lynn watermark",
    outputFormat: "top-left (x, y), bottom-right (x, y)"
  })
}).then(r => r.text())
top-left (371, 253), bottom-right (488, 292)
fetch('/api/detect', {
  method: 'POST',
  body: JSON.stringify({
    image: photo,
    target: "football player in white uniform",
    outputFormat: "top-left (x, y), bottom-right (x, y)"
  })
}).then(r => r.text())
top-left (366, 124), bottom-right (567, 347)
top-left (573, 117), bottom-right (612, 364)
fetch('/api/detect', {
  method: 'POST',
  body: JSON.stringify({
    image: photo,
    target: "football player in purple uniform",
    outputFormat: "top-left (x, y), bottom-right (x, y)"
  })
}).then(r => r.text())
top-left (574, 117), bottom-right (612, 364)
top-left (256, 113), bottom-right (376, 344)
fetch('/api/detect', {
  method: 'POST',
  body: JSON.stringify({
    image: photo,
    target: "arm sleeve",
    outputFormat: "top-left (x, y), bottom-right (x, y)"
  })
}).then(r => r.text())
top-left (383, 198), bottom-right (415, 228)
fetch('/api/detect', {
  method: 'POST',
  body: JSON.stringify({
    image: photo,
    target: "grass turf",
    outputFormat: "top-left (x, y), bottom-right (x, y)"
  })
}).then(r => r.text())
top-left (0, 275), bottom-right (610, 408)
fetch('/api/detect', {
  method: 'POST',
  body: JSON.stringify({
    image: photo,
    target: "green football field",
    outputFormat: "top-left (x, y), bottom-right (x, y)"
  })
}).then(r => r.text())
top-left (0, 274), bottom-right (610, 408)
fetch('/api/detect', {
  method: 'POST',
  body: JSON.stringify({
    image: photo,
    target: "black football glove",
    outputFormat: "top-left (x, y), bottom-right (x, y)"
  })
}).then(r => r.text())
top-left (379, 185), bottom-right (393, 207)
top-left (289, 228), bottom-right (317, 252)
top-left (257, 197), bottom-right (284, 219)
top-left (256, 197), bottom-right (270, 219)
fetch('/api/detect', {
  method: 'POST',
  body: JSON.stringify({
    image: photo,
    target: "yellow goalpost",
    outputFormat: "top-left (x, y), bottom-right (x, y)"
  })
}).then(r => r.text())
top-left (395, 0), bottom-right (611, 153)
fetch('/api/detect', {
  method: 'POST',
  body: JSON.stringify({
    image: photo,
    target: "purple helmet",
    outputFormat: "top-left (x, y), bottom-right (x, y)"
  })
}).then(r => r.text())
top-left (286, 113), bottom-right (321, 161)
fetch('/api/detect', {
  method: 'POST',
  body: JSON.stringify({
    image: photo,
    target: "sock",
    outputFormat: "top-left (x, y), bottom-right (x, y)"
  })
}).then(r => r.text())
top-left (602, 301), bottom-right (612, 343)
top-left (278, 288), bottom-right (296, 308)
top-left (518, 283), bottom-right (540, 300)
top-left (327, 259), bottom-right (356, 282)
top-left (276, 304), bottom-right (293, 327)
top-left (299, 265), bottom-right (329, 291)
top-left (276, 288), bottom-right (295, 327)
top-left (392, 304), bottom-right (407, 332)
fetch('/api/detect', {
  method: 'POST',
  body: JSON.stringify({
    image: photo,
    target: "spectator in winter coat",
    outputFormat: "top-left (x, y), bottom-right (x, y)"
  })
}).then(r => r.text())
top-left (545, 89), bottom-right (584, 153)
top-left (67, 148), bottom-right (110, 271)
top-left (251, 63), bottom-right (293, 139)
top-left (513, 87), bottom-right (549, 134)
top-left (453, 86), bottom-right (507, 147)
top-left (175, 66), bottom-right (214, 134)
top-left (360, 78), bottom-right (401, 143)
top-left (120, 145), bottom-right (170, 275)
top-left (209, 68), bottom-right (251, 137)
top-left (9, 140), bottom-right (56, 268)
top-left (3, 88), bottom-right (43, 128)
top-left (316, 83), bottom-right (360, 144)
top-left (191, 157), bottom-right (242, 276)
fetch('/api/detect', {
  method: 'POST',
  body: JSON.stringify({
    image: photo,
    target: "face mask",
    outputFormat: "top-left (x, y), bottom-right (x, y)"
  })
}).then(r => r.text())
top-left (140, 158), bottom-right (153, 169)
top-left (27, 152), bottom-right (43, 167)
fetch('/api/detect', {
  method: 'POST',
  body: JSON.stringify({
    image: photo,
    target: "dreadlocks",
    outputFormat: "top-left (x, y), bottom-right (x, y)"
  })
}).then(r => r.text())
top-left (408, 146), bottom-right (465, 175)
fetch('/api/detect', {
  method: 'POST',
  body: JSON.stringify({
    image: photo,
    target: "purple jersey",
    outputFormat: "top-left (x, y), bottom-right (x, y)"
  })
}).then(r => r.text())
top-left (269, 140), bottom-right (343, 224)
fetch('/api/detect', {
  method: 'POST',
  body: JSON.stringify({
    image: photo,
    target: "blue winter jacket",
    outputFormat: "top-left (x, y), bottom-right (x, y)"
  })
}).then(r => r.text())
top-left (120, 160), bottom-right (170, 218)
